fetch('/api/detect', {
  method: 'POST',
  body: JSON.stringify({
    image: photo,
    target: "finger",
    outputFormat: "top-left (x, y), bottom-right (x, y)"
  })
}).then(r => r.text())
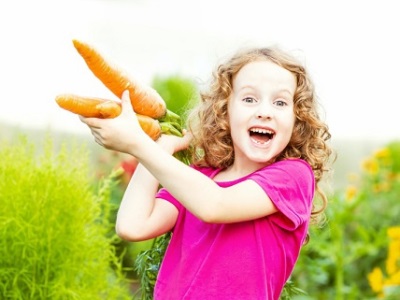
top-left (175, 134), bottom-right (192, 152)
top-left (182, 130), bottom-right (193, 142)
top-left (79, 115), bottom-right (102, 129)
top-left (121, 89), bottom-right (130, 102)
top-left (119, 90), bottom-right (140, 123)
top-left (91, 129), bottom-right (107, 148)
top-left (94, 138), bottom-right (104, 147)
top-left (121, 90), bottom-right (134, 112)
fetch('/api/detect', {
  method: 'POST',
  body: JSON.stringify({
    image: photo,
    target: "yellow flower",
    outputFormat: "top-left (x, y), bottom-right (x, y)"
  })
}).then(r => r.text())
top-left (362, 158), bottom-right (379, 175)
top-left (374, 148), bottom-right (390, 159)
top-left (374, 148), bottom-right (392, 167)
top-left (368, 267), bottom-right (384, 293)
top-left (385, 271), bottom-right (400, 285)
top-left (386, 256), bottom-right (399, 276)
top-left (369, 227), bottom-right (400, 297)
top-left (388, 227), bottom-right (400, 240)
top-left (345, 185), bottom-right (357, 201)
top-left (386, 239), bottom-right (400, 275)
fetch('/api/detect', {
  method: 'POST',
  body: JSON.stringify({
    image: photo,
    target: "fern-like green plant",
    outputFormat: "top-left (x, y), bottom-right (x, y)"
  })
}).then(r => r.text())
top-left (0, 134), bottom-right (132, 300)
top-left (134, 233), bottom-right (171, 300)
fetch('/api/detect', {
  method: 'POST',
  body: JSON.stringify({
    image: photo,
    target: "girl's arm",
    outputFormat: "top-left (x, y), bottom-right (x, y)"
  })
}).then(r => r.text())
top-left (80, 91), bottom-right (277, 224)
top-left (115, 162), bottom-right (178, 241)
top-left (115, 132), bottom-right (191, 241)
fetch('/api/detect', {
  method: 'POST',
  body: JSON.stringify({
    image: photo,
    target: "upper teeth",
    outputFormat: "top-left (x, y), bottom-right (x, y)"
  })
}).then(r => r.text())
top-left (251, 128), bottom-right (273, 134)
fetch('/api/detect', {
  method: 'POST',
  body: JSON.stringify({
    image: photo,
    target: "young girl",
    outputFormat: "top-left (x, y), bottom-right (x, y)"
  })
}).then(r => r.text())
top-left (80, 46), bottom-right (333, 299)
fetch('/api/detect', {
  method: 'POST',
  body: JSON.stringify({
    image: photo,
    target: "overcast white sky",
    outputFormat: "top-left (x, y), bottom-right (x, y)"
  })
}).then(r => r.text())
top-left (0, 0), bottom-right (399, 143)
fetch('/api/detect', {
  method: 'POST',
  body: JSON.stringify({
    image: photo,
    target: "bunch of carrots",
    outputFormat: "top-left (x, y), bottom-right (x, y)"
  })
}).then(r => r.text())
top-left (55, 39), bottom-right (184, 142)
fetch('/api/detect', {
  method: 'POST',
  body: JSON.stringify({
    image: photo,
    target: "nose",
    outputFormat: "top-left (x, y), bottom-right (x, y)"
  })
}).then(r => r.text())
top-left (256, 101), bottom-right (273, 119)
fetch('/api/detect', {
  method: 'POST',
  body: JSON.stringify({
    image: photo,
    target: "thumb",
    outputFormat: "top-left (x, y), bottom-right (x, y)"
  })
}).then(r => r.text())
top-left (120, 90), bottom-right (135, 116)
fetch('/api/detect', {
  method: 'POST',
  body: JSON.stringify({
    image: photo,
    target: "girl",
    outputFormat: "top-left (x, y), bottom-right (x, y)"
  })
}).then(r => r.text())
top-left (80, 46), bottom-right (333, 299)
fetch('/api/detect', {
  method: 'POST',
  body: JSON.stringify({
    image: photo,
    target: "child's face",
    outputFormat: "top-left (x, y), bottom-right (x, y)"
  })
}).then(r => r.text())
top-left (228, 60), bottom-right (296, 169)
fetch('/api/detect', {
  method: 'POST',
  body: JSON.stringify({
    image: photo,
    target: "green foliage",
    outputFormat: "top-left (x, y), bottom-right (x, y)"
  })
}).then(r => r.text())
top-left (291, 140), bottom-right (400, 300)
top-left (152, 74), bottom-right (200, 120)
top-left (0, 135), bottom-right (132, 300)
top-left (134, 233), bottom-right (171, 300)
top-left (280, 280), bottom-right (307, 300)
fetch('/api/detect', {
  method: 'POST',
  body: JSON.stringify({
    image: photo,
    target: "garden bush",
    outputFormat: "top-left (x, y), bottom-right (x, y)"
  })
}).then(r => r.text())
top-left (0, 134), bottom-right (132, 299)
top-left (291, 141), bottom-right (400, 299)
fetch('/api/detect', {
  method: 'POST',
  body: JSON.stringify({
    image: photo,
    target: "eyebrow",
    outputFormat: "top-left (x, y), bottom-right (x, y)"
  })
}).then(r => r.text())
top-left (238, 85), bottom-right (294, 97)
top-left (278, 89), bottom-right (294, 97)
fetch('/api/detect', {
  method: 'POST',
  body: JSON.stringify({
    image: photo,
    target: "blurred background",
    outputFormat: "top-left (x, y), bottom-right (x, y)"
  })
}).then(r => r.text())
top-left (1, 0), bottom-right (399, 188)
top-left (1, 0), bottom-right (399, 136)
top-left (1, 1), bottom-right (400, 298)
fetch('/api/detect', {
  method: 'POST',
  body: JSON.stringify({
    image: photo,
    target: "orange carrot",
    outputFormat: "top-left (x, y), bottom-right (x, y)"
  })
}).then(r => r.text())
top-left (55, 94), bottom-right (162, 140)
top-left (134, 114), bottom-right (162, 141)
top-left (72, 39), bottom-right (167, 119)
top-left (55, 94), bottom-right (121, 118)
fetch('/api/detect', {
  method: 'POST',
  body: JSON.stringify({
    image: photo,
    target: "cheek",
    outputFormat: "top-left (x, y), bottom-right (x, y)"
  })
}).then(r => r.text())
top-left (227, 107), bottom-right (242, 127)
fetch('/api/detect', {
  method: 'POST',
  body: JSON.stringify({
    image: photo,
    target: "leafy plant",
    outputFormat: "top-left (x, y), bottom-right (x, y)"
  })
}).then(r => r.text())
top-left (0, 134), bottom-right (132, 299)
top-left (152, 74), bottom-right (199, 120)
top-left (134, 233), bottom-right (171, 300)
top-left (291, 141), bottom-right (400, 299)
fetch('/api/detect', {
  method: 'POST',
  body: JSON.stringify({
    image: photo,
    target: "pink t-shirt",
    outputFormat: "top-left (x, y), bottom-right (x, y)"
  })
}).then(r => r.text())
top-left (154, 159), bottom-right (315, 300)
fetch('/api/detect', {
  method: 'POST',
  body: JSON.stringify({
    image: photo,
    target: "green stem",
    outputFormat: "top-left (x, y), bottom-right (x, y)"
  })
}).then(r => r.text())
top-left (332, 220), bottom-right (344, 300)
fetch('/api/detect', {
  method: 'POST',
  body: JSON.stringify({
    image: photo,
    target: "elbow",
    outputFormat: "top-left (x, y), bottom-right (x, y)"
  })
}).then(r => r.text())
top-left (194, 205), bottom-right (222, 224)
top-left (115, 222), bottom-right (147, 242)
top-left (194, 195), bottom-right (232, 224)
top-left (194, 190), bottom-right (228, 223)
top-left (197, 215), bottom-right (217, 224)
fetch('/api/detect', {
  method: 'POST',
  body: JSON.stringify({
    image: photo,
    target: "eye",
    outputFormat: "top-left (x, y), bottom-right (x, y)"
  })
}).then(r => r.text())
top-left (243, 97), bottom-right (256, 103)
top-left (274, 100), bottom-right (287, 107)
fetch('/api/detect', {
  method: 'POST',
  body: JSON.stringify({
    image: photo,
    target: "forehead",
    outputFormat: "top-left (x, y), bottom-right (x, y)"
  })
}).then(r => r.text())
top-left (233, 60), bottom-right (297, 92)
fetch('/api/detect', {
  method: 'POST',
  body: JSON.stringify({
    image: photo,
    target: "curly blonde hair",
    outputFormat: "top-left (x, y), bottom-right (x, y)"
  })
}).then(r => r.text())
top-left (187, 46), bottom-right (334, 225)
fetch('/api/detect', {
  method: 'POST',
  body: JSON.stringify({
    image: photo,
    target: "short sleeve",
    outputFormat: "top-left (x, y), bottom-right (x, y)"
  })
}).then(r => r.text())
top-left (249, 159), bottom-right (315, 230)
top-left (156, 188), bottom-right (183, 212)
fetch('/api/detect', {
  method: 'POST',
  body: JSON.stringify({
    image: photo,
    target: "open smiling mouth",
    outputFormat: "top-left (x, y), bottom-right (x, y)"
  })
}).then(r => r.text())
top-left (249, 128), bottom-right (275, 144)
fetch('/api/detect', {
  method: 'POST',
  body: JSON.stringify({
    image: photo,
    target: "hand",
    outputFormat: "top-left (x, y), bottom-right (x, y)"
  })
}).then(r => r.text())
top-left (156, 130), bottom-right (192, 155)
top-left (79, 90), bottom-right (147, 154)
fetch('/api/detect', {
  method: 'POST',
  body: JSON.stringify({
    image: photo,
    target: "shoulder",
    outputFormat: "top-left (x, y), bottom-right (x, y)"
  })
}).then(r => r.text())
top-left (250, 159), bottom-right (315, 229)
top-left (250, 158), bottom-right (315, 193)
top-left (192, 164), bottom-right (220, 178)
top-left (267, 159), bottom-right (314, 178)
top-left (256, 158), bottom-right (313, 178)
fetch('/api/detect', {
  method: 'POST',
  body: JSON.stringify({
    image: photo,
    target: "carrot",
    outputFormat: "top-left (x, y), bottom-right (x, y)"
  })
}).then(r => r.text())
top-left (134, 114), bottom-right (162, 141)
top-left (72, 39), bottom-right (167, 119)
top-left (55, 94), bottom-right (121, 118)
top-left (55, 93), bottom-right (162, 140)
